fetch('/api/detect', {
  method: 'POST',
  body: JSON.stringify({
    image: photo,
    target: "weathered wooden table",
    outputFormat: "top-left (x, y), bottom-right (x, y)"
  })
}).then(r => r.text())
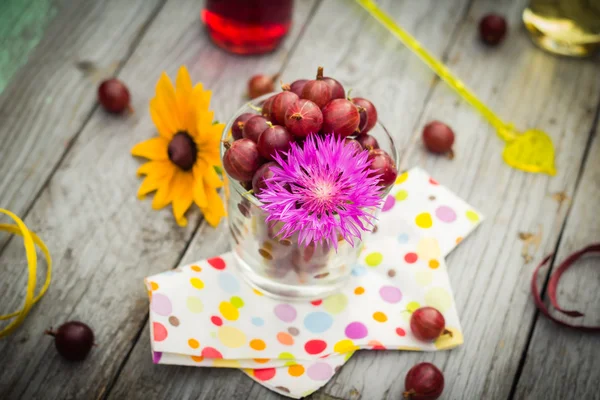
top-left (1, 0), bottom-right (599, 399)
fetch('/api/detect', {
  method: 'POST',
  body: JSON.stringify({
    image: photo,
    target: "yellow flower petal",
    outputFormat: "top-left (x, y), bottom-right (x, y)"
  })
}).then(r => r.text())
top-left (137, 174), bottom-right (162, 199)
top-left (137, 160), bottom-right (172, 177)
top-left (195, 161), bottom-right (222, 189)
top-left (195, 110), bottom-right (215, 136)
top-left (192, 178), bottom-right (207, 208)
top-left (150, 98), bottom-right (177, 140)
top-left (131, 137), bottom-right (169, 161)
top-left (156, 72), bottom-right (182, 130)
top-left (192, 83), bottom-right (211, 111)
top-left (152, 168), bottom-right (175, 210)
top-left (176, 66), bottom-right (194, 135)
top-left (172, 170), bottom-right (194, 226)
top-left (201, 185), bottom-right (225, 227)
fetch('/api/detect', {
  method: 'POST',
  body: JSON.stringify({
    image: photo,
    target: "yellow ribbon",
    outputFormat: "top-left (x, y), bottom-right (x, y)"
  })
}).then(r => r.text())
top-left (356, 0), bottom-right (556, 176)
top-left (0, 209), bottom-right (52, 338)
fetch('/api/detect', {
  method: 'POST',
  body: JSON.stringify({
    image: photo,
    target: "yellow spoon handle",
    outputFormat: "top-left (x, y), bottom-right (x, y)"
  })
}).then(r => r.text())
top-left (355, 0), bottom-right (516, 142)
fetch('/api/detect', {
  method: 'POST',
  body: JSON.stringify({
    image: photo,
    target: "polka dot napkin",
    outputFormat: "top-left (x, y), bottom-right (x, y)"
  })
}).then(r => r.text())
top-left (146, 167), bottom-right (483, 398)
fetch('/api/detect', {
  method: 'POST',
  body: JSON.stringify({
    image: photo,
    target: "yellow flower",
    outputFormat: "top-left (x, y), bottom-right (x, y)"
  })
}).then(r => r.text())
top-left (132, 66), bottom-right (225, 227)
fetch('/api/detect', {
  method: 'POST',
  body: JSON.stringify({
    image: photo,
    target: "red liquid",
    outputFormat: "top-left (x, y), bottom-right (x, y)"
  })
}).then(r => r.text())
top-left (202, 0), bottom-right (294, 55)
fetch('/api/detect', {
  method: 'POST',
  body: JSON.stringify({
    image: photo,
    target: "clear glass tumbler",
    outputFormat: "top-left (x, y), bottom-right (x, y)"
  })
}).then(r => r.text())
top-left (220, 94), bottom-right (398, 300)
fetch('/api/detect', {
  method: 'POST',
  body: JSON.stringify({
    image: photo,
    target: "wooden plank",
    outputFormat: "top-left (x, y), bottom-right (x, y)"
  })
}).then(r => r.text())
top-left (319, 0), bottom-right (600, 399)
top-left (513, 123), bottom-right (600, 400)
top-left (0, 0), bottom-right (319, 399)
top-left (108, 0), bottom-right (475, 399)
top-left (0, 0), bottom-right (164, 230)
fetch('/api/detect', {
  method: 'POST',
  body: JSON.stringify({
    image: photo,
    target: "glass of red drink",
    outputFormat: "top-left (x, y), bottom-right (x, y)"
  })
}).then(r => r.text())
top-left (202, 0), bottom-right (294, 55)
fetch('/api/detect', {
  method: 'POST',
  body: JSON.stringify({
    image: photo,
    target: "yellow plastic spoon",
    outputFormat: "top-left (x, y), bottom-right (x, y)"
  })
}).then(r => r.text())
top-left (356, 0), bottom-right (556, 176)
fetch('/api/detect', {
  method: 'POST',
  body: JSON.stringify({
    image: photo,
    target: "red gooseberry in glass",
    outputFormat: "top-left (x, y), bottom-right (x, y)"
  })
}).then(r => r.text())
top-left (268, 91), bottom-right (299, 125)
top-left (282, 79), bottom-right (308, 97)
top-left (243, 115), bottom-right (269, 143)
top-left (98, 78), bottom-right (131, 114)
top-left (357, 134), bottom-right (379, 150)
top-left (422, 120), bottom-right (455, 158)
top-left (344, 138), bottom-right (363, 155)
top-left (284, 99), bottom-right (323, 139)
top-left (479, 14), bottom-right (507, 46)
top-left (45, 321), bottom-right (95, 361)
top-left (257, 123), bottom-right (294, 160)
top-left (352, 97), bottom-right (377, 134)
top-left (300, 66), bottom-right (332, 109)
top-left (223, 138), bottom-right (262, 182)
top-left (261, 95), bottom-right (275, 119)
top-left (368, 148), bottom-right (397, 187)
top-left (231, 113), bottom-right (255, 140)
top-left (321, 98), bottom-right (360, 138)
top-left (252, 161), bottom-right (280, 195)
top-left (404, 362), bottom-right (444, 400)
top-left (248, 73), bottom-right (277, 99)
top-left (410, 307), bottom-right (451, 341)
top-left (322, 76), bottom-right (345, 100)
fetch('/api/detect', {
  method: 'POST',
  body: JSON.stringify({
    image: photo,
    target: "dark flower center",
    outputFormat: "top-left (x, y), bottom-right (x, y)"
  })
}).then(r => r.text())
top-left (168, 131), bottom-right (197, 171)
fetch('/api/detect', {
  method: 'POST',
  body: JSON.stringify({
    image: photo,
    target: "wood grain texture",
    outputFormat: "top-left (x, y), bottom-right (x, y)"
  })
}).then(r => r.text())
top-left (320, 0), bottom-right (600, 399)
top-left (513, 123), bottom-right (600, 400)
top-left (0, 0), bottom-right (318, 399)
top-left (0, 0), bottom-right (164, 230)
top-left (108, 0), bottom-right (475, 399)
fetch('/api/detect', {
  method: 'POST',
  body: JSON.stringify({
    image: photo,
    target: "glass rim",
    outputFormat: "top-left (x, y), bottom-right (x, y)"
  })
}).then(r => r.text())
top-left (220, 92), bottom-right (400, 207)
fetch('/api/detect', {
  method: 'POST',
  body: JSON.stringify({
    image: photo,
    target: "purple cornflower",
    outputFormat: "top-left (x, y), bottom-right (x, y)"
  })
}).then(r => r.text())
top-left (257, 135), bottom-right (382, 249)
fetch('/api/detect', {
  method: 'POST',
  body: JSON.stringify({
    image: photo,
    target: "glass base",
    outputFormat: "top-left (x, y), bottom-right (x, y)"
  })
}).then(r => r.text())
top-left (232, 251), bottom-right (351, 301)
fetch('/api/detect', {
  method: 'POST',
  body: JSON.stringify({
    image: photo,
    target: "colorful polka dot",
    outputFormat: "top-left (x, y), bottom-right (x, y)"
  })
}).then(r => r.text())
top-left (395, 190), bottom-right (408, 201)
top-left (186, 296), bottom-right (204, 313)
top-left (288, 364), bottom-right (305, 377)
top-left (254, 358), bottom-right (270, 364)
top-left (211, 316), bottom-right (223, 326)
top-left (218, 273), bottom-right (240, 293)
top-left (407, 301), bottom-right (421, 313)
top-left (345, 322), bottom-right (368, 339)
top-left (201, 347), bottom-right (223, 359)
top-left (351, 265), bottom-right (367, 276)
top-left (250, 339), bottom-right (266, 351)
top-left (456, 236), bottom-right (463, 244)
top-left (466, 210), bottom-right (480, 222)
top-left (429, 177), bottom-right (439, 185)
top-left (168, 316), bottom-right (180, 326)
top-left (151, 293), bottom-right (172, 316)
top-left (425, 287), bottom-right (452, 312)
top-left (379, 286), bottom-right (402, 303)
top-left (365, 252), bottom-right (383, 267)
top-left (417, 237), bottom-right (441, 259)
top-left (307, 362), bottom-right (334, 381)
top-left (404, 252), bottom-right (418, 263)
top-left (190, 277), bottom-right (205, 290)
top-left (429, 259), bottom-right (440, 269)
top-left (188, 338), bottom-right (199, 349)
top-left (277, 332), bottom-right (294, 346)
top-left (149, 281), bottom-right (159, 291)
top-left (219, 301), bottom-right (239, 321)
top-left (334, 339), bottom-right (358, 353)
top-left (278, 351), bottom-right (295, 360)
top-left (230, 296), bottom-right (244, 308)
top-left (190, 265), bottom-right (202, 272)
top-left (213, 359), bottom-right (241, 368)
top-left (207, 256), bottom-right (226, 270)
top-left (368, 340), bottom-right (386, 350)
top-left (304, 312), bottom-right (333, 333)
top-left (190, 355), bottom-right (203, 362)
top-left (435, 205), bottom-right (457, 222)
top-left (381, 195), bottom-right (395, 212)
top-left (373, 311), bottom-right (387, 322)
top-left (254, 368), bottom-right (276, 381)
top-left (218, 326), bottom-right (246, 348)
top-left (415, 270), bottom-right (434, 286)
top-left (253, 289), bottom-right (264, 296)
top-left (274, 304), bottom-right (297, 322)
top-left (310, 299), bottom-right (322, 306)
top-left (323, 293), bottom-right (348, 314)
top-left (396, 171), bottom-right (408, 184)
top-left (251, 317), bottom-right (264, 327)
top-left (396, 327), bottom-right (406, 336)
top-left (153, 351), bottom-right (162, 364)
top-left (354, 286), bottom-right (365, 295)
top-left (397, 233), bottom-right (409, 244)
top-left (288, 327), bottom-right (300, 336)
top-left (152, 322), bottom-right (167, 342)
top-left (304, 339), bottom-right (327, 355)
top-left (415, 212), bottom-right (433, 228)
